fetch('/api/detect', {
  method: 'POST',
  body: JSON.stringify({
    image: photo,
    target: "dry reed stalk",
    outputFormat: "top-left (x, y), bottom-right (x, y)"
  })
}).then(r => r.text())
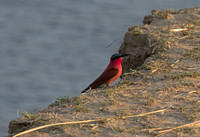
top-left (170, 28), bottom-right (187, 32)
top-left (13, 109), bottom-right (167, 137)
top-left (156, 120), bottom-right (200, 136)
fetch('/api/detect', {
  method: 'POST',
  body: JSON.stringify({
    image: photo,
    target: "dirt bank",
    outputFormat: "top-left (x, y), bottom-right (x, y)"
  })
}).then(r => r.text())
top-left (8, 7), bottom-right (200, 137)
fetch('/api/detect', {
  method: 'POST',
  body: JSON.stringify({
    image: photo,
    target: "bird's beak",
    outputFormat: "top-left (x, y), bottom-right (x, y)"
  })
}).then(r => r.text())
top-left (119, 54), bottom-right (130, 58)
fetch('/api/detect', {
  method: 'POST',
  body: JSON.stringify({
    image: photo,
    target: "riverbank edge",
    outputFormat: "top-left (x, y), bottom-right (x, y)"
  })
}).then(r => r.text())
top-left (8, 6), bottom-right (200, 137)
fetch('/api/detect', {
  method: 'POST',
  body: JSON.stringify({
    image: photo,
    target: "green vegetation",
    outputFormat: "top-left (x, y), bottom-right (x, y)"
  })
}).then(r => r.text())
top-left (183, 47), bottom-right (200, 61)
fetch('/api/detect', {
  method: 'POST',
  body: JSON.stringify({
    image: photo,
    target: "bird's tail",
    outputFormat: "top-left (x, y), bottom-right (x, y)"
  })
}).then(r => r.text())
top-left (81, 87), bottom-right (89, 93)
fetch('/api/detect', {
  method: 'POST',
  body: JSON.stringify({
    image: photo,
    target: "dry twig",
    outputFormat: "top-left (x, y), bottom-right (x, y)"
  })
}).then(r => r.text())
top-left (13, 109), bottom-right (167, 137)
top-left (156, 120), bottom-right (200, 136)
top-left (170, 28), bottom-right (187, 32)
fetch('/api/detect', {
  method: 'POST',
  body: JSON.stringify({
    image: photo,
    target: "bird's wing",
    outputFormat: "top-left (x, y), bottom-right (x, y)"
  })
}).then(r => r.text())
top-left (88, 68), bottom-right (119, 89)
top-left (81, 68), bottom-right (118, 93)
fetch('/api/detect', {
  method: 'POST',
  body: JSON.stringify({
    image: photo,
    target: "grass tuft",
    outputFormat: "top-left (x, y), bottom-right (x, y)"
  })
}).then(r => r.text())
top-left (170, 72), bottom-right (199, 80)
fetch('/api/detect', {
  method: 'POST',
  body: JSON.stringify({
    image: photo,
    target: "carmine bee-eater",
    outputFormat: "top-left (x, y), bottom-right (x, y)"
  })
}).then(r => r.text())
top-left (81, 53), bottom-right (129, 93)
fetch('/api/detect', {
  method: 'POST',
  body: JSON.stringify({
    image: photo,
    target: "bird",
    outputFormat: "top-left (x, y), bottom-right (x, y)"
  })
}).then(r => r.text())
top-left (81, 53), bottom-right (129, 93)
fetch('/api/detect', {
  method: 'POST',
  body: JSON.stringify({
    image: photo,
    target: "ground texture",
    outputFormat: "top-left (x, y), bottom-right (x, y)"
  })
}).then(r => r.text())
top-left (8, 7), bottom-right (200, 137)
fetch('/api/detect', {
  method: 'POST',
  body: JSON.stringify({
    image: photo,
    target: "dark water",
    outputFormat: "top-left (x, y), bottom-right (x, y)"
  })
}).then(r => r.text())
top-left (0, 0), bottom-right (199, 136)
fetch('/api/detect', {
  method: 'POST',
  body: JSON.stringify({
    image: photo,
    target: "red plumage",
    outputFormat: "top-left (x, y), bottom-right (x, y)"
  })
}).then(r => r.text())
top-left (81, 57), bottom-right (123, 93)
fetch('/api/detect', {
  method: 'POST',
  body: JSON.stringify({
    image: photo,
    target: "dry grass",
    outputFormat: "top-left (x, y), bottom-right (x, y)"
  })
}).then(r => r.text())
top-left (13, 109), bottom-right (167, 137)
top-left (155, 120), bottom-right (200, 136)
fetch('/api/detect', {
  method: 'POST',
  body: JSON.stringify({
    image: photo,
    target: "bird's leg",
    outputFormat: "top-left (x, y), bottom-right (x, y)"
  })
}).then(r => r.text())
top-left (105, 83), bottom-right (109, 88)
top-left (98, 84), bottom-right (109, 89)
